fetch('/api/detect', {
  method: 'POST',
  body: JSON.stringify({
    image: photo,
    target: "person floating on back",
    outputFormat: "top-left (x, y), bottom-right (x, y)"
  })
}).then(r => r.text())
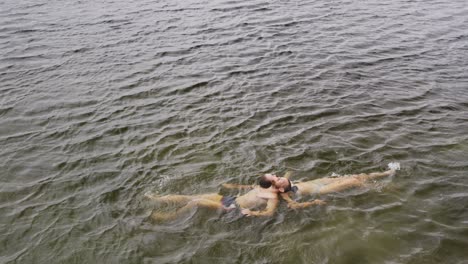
top-left (269, 162), bottom-right (401, 208)
top-left (145, 162), bottom-right (400, 221)
top-left (145, 175), bottom-right (281, 222)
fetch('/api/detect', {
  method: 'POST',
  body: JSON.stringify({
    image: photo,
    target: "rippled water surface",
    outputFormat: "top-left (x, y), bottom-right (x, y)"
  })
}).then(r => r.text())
top-left (1, 0), bottom-right (468, 263)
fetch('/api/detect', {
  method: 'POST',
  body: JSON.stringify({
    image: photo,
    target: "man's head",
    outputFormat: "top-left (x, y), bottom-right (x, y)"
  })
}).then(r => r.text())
top-left (259, 174), bottom-right (291, 192)
top-left (259, 174), bottom-right (276, 188)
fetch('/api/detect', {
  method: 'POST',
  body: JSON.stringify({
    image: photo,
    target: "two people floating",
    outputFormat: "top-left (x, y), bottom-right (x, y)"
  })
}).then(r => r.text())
top-left (145, 162), bottom-right (401, 221)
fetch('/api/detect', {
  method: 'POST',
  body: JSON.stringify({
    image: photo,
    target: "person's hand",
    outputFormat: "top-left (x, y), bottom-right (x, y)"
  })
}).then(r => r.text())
top-left (314, 199), bottom-right (326, 205)
top-left (241, 209), bottom-right (252, 216)
top-left (287, 202), bottom-right (301, 209)
top-left (221, 183), bottom-right (237, 188)
top-left (288, 200), bottom-right (326, 209)
top-left (222, 206), bottom-right (236, 212)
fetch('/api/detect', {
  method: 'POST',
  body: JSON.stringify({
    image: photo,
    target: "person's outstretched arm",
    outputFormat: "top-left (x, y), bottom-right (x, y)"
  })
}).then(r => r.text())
top-left (280, 192), bottom-right (326, 208)
top-left (221, 183), bottom-right (254, 190)
top-left (280, 192), bottom-right (295, 204)
top-left (288, 199), bottom-right (326, 209)
top-left (241, 197), bottom-right (279, 217)
top-left (283, 171), bottom-right (293, 179)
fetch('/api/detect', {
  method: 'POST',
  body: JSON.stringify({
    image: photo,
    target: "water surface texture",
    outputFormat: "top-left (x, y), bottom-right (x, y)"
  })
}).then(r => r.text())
top-left (1, 0), bottom-right (468, 263)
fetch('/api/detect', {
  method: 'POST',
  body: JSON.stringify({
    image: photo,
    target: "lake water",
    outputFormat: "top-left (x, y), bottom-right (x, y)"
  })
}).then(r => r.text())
top-left (1, 0), bottom-right (468, 263)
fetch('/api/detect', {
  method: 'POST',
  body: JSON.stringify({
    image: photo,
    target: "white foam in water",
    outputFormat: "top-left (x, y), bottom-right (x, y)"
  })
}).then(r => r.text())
top-left (388, 162), bottom-right (400, 171)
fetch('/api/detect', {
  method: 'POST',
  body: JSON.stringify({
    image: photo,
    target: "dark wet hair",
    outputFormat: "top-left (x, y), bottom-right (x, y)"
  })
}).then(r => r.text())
top-left (259, 175), bottom-right (272, 188)
top-left (282, 179), bottom-right (298, 193)
top-left (283, 179), bottom-right (292, 192)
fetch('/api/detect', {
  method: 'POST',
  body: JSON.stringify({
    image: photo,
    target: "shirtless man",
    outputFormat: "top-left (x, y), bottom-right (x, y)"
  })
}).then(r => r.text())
top-left (145, 175), bottom-right (281, 221)
top-left (270, 162), bottom-right (401, 209)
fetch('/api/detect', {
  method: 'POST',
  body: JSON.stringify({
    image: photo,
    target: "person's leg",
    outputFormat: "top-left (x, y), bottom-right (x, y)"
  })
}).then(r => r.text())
top-left (317, 177), bottom-right (363, 194)
top-left (145, 193), bottom-right (222, 203)
top-left (144, 193), bottom-right (195, 204)
top-left (317, 165), bottom-right (398, 194)
top-left (197, 193), bottom-right (224, 202)
top-left (354, 162), bottom-right (399, 181)
top-left (362, 170), bottom-right (394, 180)
top-left (151, 199), bottom-right (224, 221)
top-left (314, 162), bottom-right (400, 194)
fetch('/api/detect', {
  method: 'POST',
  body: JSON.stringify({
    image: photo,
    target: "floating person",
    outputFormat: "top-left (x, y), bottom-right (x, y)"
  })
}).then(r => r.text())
top-left (145, 163), bottom-right (400, 221)
top-left (270, 162), bottom-right (401, 208)
top-left (145, 174), bottom-right (281, 221)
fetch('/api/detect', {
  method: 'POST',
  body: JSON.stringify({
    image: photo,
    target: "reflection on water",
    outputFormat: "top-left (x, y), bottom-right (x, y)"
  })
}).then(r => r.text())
top-left (1, 0), bottom-right (468, 263)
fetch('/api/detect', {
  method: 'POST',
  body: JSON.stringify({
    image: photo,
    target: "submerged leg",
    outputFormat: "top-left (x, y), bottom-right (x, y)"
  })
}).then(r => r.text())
top-left (317, 177), bottom-right (363, 194)
top-left (363, 170), bottom-right (393, 180)
top-left (151, 199), bottom-right (224, 222)
top-left (356, 162), bottom-right (400, 181)
top-left (145, 193), bottom-right (221, 204)
top-left (318, 163), bottom-right (400, 194)
top-left (144, 193), bottom-right (195, 205)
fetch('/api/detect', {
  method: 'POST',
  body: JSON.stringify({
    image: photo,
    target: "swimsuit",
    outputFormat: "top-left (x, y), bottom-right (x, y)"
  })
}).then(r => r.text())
top-left (287, 179), bottom-right (327, 196)
top-left (220, 196), bottom-right (247, 222)
top-left (220, 196), bottom-right (245, 222)
top-left (290, 184), bottom-right (299, 194)
top-left (285, 179), bottom-right (299, 193)
top-left (221, 196), bottom-right (237, 209)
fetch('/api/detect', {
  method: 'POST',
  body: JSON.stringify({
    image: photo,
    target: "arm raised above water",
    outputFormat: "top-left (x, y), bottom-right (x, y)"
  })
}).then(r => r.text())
top-left (241, 197), bottom-right (279, 217)
top-left (284, 171), bottom-right (295, 179)
top-left (221, 183), bottom-right (254, 190)
top-left (280, 192), bottom-right (325, 209)
top-left (288, 199), bottom-right (326, 209)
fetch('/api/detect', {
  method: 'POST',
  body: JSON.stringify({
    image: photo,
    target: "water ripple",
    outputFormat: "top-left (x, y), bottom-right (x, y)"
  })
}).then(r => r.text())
top-left (2, 0), bottom-right (468, 263)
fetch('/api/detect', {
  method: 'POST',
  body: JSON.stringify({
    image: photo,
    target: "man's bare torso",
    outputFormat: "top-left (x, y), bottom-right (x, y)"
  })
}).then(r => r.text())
top-left (236, 186), bottom-right (277, 209)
